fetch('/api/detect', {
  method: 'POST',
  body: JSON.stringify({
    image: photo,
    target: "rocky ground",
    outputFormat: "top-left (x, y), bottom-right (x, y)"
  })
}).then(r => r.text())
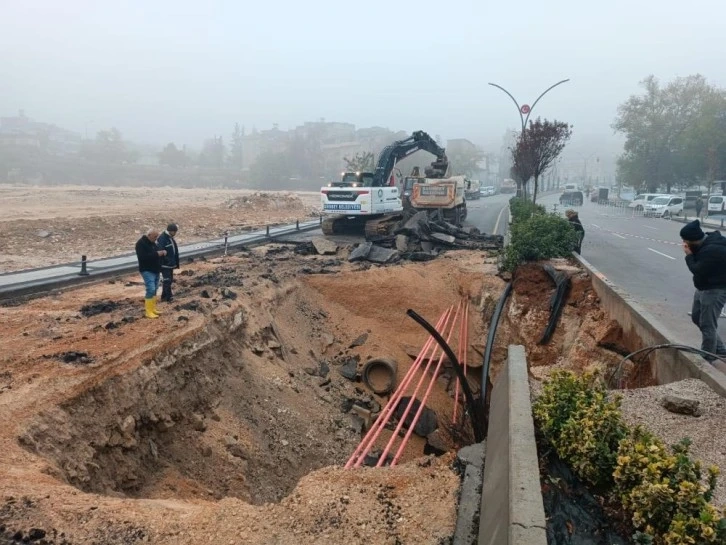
top-left (0, 240), bottom-right (501, 545)
top-left (0, 185), bottom-right (321, 272)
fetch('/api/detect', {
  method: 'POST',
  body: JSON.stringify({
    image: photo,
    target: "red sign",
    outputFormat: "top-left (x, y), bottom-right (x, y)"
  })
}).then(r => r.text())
top-left (520, 104), bottom-right (531, 114)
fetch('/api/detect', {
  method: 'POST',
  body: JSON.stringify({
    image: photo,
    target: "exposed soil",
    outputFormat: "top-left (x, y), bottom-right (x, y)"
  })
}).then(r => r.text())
top-left (0, 185), bottom-right (321, 272)
top-left (0, 244), bottom-right (497, 544)
top-left (492, 260), bottom-right (633, 385)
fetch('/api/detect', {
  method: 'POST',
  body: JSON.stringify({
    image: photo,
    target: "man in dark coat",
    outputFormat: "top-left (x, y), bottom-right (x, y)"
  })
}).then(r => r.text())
top-left (157, 223), bottom-right (180, 303)
top-left (566, 209), bottom-right (585, 254)
top-left (135, 228), bottom-right (166, 319)
top-left (695, 196), bottom-right (704, 219)
top-left (680, 220), bottom-right (726, 360)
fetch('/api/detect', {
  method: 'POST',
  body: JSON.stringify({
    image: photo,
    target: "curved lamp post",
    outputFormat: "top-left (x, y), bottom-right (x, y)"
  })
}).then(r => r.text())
top-left (488, 79), bottom-right (570, 133)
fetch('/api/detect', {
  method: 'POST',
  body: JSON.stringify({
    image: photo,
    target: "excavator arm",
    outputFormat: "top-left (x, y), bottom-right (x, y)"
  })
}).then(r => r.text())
top-left (373, 130), bottom-right (449, 186)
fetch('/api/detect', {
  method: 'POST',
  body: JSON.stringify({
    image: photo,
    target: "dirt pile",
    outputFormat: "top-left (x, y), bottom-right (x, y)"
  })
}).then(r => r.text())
top-left (0, 244), bottom-right (500, 544)
top-left (223, 191), bottom-right (320, 216)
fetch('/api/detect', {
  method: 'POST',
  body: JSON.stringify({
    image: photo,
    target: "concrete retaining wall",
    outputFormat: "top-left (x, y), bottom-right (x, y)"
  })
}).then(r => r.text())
top-left (573, 253), bottom-right (726, 397)
top-left (478, 345), bottom-right (546, 545)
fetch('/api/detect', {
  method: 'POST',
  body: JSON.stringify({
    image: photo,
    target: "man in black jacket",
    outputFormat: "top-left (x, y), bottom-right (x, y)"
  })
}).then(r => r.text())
top-left (157, 223), bottom-right (180, 303)
top-left (566, 209), bottom-right (585, 254)
top-left (680, 220), bottom-right (726, 360)
top-left (135, 228), bottom-right (166, 319)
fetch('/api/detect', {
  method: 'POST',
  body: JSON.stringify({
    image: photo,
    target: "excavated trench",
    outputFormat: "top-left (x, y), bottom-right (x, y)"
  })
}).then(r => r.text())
top-left (6, 251), bottom-right (653, 544)
top-left (16, 253), bottom-right (495, 507)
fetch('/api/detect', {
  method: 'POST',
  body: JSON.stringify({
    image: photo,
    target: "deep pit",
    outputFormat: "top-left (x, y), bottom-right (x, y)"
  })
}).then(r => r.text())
top-left (0, 248), bottom-right (654, 544)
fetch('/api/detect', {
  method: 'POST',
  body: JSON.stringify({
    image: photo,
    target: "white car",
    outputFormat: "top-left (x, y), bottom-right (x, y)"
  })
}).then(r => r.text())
top-left (708, 195), bottom-right (725, 216)
top-left (629, 193), bottom-right (664, 210)
top-left (643, 195), bottom-right (684, 218)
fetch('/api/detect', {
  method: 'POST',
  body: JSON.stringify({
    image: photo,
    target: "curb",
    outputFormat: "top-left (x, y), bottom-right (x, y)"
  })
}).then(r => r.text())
top-left (573, 252), bottom-right (726, 397)
top-left (478, 345), bottom-right (547, 545)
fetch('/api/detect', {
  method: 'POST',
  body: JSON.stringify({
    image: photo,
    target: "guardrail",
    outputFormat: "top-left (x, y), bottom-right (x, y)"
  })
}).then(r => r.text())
top-left (0, 218), bottom-right (322, 300)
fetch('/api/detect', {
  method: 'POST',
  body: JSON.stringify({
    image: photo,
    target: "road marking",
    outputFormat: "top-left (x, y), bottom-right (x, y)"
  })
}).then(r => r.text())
top-left (644, 226), bottom-right (658, 230)
top-left (591, 223), bottom-right (600, 229)
top-left (612, 233), bottom-right (627, 239)
top-left (648, 247), bottom-right (676, 260)
top-left (493, 206), bottom-right (506, 235)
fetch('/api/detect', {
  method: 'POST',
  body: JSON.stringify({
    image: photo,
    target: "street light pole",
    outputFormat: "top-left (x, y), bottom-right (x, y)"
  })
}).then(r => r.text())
top-left (488, 79), bottom-right (570, 199)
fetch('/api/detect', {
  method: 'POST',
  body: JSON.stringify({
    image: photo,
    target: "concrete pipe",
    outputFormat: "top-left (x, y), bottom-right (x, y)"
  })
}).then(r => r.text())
top-left (362, 357), bottom-right (398, 395)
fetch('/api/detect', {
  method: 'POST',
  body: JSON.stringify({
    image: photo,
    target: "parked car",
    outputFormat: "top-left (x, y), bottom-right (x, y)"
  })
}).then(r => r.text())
top-left (643, 195), bottom-right (684, 218)
top-left (708, 195), bottom-right (725, 216)
top-left (628, 193), bottom-right (664, 211)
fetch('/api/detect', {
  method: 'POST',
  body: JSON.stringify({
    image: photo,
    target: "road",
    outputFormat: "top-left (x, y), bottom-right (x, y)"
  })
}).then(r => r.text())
top-left (537, 193), bottom-right (726, 348)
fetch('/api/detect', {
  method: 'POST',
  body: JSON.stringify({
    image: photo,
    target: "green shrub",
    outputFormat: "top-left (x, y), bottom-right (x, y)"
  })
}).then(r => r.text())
top-left (533, 371), bottom-right (627, 488)
top-left (503, 213), bottom-right (579, 271)
top-left (509, 196), bottom-right (546, 223)
top-left (534, 371), bottom-right (726, 545)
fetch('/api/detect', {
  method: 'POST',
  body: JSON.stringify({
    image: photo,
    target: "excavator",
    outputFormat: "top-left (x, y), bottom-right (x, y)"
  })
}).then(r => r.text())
top-left (320, 130), bottom-right (453, 237)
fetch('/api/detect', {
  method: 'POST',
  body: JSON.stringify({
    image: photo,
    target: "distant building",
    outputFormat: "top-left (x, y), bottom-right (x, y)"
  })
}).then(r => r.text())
top-left (0, 110), bottom-right (81, 155)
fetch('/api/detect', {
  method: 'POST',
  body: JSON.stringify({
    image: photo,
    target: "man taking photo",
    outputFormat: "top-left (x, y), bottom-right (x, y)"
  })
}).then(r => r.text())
top-left (680, 219), bottom-right (726, 361)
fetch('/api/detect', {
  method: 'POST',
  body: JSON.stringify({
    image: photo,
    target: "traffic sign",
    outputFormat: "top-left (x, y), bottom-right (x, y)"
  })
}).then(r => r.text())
top-left (520, 104), bottom-right (531, 114)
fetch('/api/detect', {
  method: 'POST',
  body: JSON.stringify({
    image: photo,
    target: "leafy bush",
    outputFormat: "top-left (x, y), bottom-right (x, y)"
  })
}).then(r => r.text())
top-left (509, 196), bottom-right (546, 223)
top-left (503, 213), bottom-right (579, 271)
top-left (534, 371), bottom-right (726, 544)
top-left (533, 371), bottom-right (627, 488)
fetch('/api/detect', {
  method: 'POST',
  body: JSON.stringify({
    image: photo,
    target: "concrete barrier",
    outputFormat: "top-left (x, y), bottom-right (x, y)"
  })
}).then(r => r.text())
top-left (478, 345), bottom-right (546, 545)
top-left (573, 253), bottom-right (726, 397)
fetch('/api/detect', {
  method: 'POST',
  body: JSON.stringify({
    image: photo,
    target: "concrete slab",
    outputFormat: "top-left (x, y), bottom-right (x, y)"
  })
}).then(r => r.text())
top-left (453, 464), bottom-right (482, 545)
top-left (478, 345), bottom-right (546, 545)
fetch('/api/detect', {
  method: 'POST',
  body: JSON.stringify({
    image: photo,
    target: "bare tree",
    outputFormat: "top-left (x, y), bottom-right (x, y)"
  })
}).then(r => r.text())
top-left (512, 118), bottom-right (572, 203)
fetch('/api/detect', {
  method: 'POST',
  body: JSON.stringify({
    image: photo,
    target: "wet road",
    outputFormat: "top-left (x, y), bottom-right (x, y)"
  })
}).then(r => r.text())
top-left (537, 194), bottom-right (726, 348)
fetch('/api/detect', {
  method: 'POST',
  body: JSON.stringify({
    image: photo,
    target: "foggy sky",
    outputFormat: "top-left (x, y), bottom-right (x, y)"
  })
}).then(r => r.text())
top-left (2, 0), bottom-right (724, 158)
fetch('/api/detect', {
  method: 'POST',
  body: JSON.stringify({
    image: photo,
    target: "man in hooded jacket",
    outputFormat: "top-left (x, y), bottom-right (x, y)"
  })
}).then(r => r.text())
top-left (157, 223), bottom-right (180, 303)
top-left (680, 219), bottom-right (726, 360)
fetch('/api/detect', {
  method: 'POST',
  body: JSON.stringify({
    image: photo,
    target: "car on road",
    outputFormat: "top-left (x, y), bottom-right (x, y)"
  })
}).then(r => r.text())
top-left (628, 193), bottom-right (663, 211)
top-left (643, 195), bottom-right (684, 218)
top-left (707, 195), bottom-right (725, 216)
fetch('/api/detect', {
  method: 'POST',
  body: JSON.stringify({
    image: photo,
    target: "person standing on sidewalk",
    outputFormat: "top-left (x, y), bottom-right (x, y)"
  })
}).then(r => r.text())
top-left (680, 220), bottom-right (726, 361)
top-left (157, 223), bottom-right (180, 303)
top-left (135, 228), bottom-right (166, 319)
top-left (695, 196), bottom-right (704, 219)
top-left (566, 209), bottom-right (585, 254)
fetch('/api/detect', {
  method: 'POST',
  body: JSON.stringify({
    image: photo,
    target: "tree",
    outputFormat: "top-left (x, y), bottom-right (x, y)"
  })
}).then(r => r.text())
top-left (613, 75), bottom-right (726, 192)
top-left (448, 143), bottom-right (485, 176)
top-left (158, 143), bottom-right (187, 168)
top-left (249, 150), bottom-right (293, 188)
top-left (343, 151), bottom-right (375, 172)
top-left (81, 127), bottom-right (136, 164)
top-left (512, 118), bottom-right (572, 203)
top-left (199, 136), bottom-right (225, 168)
top-left (229, 123), bottom-right (244, 169)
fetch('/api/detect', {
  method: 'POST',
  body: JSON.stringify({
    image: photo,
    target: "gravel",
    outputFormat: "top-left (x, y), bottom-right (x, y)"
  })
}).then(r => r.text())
top-left (617, 379), bottom-right (726, 508)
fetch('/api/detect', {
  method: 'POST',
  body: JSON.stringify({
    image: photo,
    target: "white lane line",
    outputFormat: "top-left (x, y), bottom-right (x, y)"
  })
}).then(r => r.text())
top-left (648, 247), bottom-right (676, 260)
top-left (493, 205), bottom-right (506, 235)
top-left (591, 223), bottom-right (601, 229)
top-left (644, 226), bottom-right (658, 230)
top-left (612, 233), bottom-right (627, 239)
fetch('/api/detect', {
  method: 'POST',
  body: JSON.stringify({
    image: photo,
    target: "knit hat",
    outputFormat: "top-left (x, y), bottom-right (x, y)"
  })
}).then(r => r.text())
top-left (167, 223), bottom-right (178, 232)
top-left (679, 220), bottom-right (704, 242)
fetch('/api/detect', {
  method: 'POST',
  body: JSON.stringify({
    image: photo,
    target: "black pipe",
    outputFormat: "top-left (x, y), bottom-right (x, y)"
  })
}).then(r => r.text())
top-left (538, 265), bottom-right (571, 345)
top-left (481, 282), bottom-right (513, 421)
top-left (406, 309), bottom-right (483, 442)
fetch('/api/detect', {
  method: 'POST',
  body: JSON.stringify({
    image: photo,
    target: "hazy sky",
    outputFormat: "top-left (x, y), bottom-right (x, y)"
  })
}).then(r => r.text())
top-left (2, 0), bottom-right (724, 159)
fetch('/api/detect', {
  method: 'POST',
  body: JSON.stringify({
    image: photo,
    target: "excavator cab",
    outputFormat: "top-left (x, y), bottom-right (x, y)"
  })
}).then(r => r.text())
top-left (333, 171), bottom-right (375, 188)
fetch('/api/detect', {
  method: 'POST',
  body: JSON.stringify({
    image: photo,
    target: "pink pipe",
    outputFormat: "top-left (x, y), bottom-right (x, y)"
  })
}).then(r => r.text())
top-left (380, 302), bottom-right (463, 467)
top-left (345, 307), bottom-right (451, 469)
top-left (391, 303), bottom-right (464, 466)
top-left (452, 298), bottom-right (465, 424)
top-left (354, 307), bottom-right (453, 469)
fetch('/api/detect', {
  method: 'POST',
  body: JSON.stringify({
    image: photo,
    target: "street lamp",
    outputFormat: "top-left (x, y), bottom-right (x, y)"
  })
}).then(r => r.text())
top-left (488, 79), bottom-right (570, 134)
top-left (489, 79), bottom-right (570, 198)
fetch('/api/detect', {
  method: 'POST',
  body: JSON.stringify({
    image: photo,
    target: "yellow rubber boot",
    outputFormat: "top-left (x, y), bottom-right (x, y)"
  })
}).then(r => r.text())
top-left (145, 298), bottom-right (159, 319)
top-left (152, 297), bottom-right (161, 316)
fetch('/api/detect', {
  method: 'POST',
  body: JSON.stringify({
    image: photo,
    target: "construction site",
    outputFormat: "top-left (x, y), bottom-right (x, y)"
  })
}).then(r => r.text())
top-left (1, 132), bottom-right (725, 544)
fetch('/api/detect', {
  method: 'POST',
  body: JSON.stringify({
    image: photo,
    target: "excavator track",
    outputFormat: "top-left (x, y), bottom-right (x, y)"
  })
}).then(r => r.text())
top-left (321, 216), bottom-right (338, 236)
top-left (364, 214), bottom-right (403, 239)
